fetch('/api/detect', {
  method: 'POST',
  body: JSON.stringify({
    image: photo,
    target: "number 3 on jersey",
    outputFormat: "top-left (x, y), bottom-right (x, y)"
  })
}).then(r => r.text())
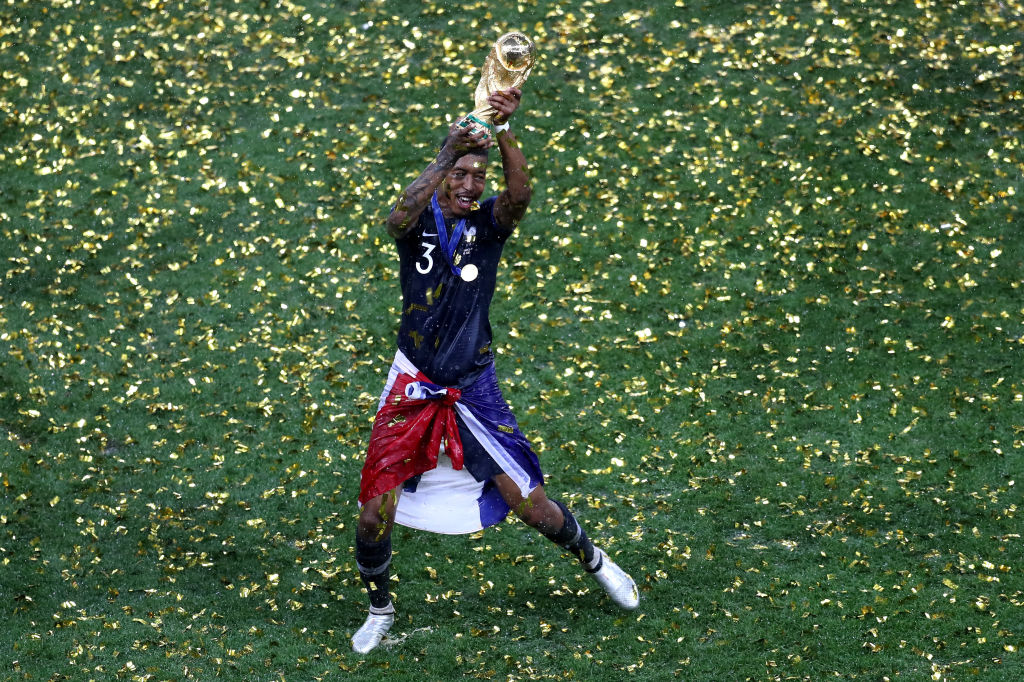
top-left (416, 240), bottom-right (436, 274)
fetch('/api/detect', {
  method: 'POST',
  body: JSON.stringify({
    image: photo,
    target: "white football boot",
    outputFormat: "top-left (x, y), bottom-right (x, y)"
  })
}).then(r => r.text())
top-left (351, 604), bottom-right (395, 654)
top-left (589, 549), bottom-right (640, 610)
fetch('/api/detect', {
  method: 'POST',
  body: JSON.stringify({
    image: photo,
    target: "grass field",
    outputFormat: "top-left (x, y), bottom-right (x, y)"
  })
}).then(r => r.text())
top-left (1, 0), bottom-right (1022, 680)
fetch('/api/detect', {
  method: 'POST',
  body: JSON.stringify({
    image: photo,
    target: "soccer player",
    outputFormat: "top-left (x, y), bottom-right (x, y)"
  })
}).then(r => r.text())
top-left (352, 86), bottom-right (639, 654)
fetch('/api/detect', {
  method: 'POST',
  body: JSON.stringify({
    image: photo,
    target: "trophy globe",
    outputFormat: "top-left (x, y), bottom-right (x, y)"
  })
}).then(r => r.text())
top-left (470, 32), bottom-right (536, 124)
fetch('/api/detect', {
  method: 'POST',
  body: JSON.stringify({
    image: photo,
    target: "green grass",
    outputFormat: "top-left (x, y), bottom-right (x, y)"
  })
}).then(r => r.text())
top-left (2, 0), bottom-right (1022, 680)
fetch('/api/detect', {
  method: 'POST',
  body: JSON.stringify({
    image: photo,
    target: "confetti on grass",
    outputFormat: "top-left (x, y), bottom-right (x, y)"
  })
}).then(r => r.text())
top-left (1, 1), bottom-right (1022, 679)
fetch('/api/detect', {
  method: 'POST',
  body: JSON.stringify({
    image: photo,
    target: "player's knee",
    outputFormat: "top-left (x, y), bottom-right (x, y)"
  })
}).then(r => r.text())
top-left (358, 512), bottom-right (386, 539)
top-left (358, 496), bottom-right (396, 541)
top-left (514, 503), bottom-right (542, 528)
top-left (514, 498), bottom-right (559, 534)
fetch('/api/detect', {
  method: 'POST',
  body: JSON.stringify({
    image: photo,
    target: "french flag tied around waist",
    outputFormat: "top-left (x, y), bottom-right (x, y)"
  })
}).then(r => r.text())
top-left (360, 372), bottom-right (465, 504)
top-left (360, 354), bottom-right (545, 533)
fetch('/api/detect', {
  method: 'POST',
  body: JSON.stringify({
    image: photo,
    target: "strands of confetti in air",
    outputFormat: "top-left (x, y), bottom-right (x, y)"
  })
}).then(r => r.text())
top-left (1, 1), bottom-right (1021, 679)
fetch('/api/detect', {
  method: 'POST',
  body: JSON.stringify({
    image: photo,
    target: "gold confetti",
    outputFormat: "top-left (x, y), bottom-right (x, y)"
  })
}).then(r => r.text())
top-left (1, 1), bottom-right (1020, 679)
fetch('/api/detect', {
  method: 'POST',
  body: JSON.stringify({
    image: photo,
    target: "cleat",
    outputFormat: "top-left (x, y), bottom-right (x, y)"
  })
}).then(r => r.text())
top-left (352, 605), bottom-right (395, 654)
top-left (589, 549), bottom-right (639, 610)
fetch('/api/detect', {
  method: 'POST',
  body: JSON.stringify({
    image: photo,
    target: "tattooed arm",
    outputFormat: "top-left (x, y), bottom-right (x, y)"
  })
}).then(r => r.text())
top-left (386, 123), bottom-right (493, 240)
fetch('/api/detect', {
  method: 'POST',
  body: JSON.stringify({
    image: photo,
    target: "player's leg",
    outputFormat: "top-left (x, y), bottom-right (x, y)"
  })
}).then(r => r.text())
top-left (352, 486), bottom-right (402, 653)
top-left (492, 474), bottom-right (639, 609)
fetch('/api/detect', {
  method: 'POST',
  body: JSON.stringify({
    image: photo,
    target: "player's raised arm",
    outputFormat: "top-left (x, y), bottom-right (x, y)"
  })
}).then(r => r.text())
top-left (385, 122), bottom-right (494, 240)
top-left (489, 87), bottom-right (532, 233)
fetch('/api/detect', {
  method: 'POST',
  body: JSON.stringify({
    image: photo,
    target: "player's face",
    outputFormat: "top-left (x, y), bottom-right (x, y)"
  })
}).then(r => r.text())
top-left (443, 154), bottom-right (488, 217)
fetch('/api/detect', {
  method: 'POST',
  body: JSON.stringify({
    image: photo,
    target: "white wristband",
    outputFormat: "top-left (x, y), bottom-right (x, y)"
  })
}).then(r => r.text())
top-left (494, 121), bottom-right (510, 134)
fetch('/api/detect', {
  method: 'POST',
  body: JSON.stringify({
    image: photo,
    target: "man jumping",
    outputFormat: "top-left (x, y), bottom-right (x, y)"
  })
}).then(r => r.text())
top-left (352, 85), bottom-right (639, 654)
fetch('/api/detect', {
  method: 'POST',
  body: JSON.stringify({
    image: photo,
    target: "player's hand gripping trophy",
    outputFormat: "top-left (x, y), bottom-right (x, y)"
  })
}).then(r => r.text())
top-left (458, 32), bottom-right (536, 137)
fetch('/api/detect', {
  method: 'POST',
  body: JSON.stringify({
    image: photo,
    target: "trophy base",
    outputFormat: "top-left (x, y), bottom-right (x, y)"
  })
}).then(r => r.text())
top-left (459, 112), bottom-right (493, 133)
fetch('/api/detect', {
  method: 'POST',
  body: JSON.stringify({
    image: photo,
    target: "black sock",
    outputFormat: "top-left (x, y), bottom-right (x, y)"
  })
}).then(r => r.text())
top-left (356, 536), bottom-right (393, 609)
top-left (544, 500), bottom-right (597, 568)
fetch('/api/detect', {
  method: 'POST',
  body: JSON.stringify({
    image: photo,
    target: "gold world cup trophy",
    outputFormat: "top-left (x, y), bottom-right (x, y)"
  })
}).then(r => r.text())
top-left (458, 32), bottom-right (536, 135)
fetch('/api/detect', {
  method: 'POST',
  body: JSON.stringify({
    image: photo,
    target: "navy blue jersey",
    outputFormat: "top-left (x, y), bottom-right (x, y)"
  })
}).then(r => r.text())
top-left (394, 196), bottom-right (513, 387)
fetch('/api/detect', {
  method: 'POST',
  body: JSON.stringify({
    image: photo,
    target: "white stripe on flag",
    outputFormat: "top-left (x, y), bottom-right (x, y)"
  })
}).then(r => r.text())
top-left (455, 402), bottom-right (534, 498)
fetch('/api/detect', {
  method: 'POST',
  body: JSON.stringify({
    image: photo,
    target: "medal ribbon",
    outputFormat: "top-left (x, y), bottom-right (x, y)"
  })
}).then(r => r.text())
top-left (430, 192), bottom-right (467, 278)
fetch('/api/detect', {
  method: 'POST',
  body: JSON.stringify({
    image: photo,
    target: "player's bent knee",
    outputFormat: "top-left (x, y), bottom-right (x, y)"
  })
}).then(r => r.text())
top-left (357, 492), bottom-right (399, 540)
top-left (358, 517), bottom-right (392, 541)
top-left (514, 499), bottom-right (559, 533)
top-left (514, 505), bottom-right (542, 527)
